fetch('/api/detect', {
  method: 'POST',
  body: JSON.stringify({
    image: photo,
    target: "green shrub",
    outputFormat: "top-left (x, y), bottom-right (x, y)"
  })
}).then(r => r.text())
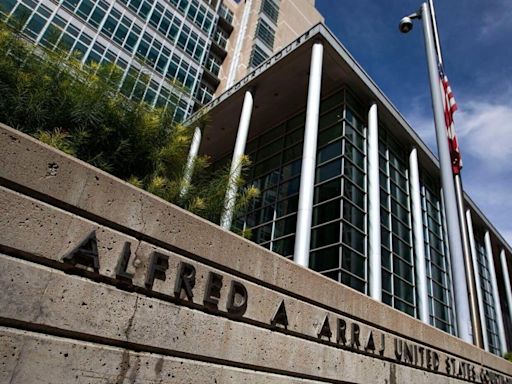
top-left (0, 21), bottom-right (258, 233)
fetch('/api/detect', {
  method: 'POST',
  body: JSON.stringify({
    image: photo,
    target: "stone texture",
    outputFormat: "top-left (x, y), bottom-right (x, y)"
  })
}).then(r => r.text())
top-left (0, 327), bottom-right (324, 384)
top-left (0, 254), bottom-right (494, 383)
top-left (1, 124), bottom-right (512, 381)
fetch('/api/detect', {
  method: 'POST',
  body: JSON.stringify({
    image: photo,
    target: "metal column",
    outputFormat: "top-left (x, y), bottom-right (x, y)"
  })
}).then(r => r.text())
top-left (293, 42), bottom-right (323, 267)
top-left (466, 210), bottom-right (489, 351)
top-left (367, 103), bottom-right (381, 301)
top-left (180, 126), bottom-right (202, 199)
top-left (220, 90), bottom-right (254, 230)
top-left (409, 147), bottom-right (429, 323)
top-left (420, 2), bottom-right (472, 343)
top-left (484, 231), bottom-right (508, 354)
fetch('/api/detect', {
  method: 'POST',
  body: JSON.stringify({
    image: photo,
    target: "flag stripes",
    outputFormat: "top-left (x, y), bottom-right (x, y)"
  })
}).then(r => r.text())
top-left (439, 64), bottom-right (462, 175)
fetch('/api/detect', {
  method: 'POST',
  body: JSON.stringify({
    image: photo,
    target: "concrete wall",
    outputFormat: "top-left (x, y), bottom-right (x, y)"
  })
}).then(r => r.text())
top-left (217, 0), bottom-right (323, 94)
top-left (0, 122), bottom-right (511, 383)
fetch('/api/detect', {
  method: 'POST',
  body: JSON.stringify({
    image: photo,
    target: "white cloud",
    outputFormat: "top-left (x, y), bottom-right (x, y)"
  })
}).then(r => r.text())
top-left (404, 93), bottom-right (512, 247)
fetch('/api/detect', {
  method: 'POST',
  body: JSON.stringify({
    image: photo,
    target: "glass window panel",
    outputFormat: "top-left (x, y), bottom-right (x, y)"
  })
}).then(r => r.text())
top-left (342, 225), bottom-right (365, 254)
top-left (274, 214), bottom-right (297, 238)
top-left (272, 236), bottom-right (294, 257)
top-left (318, 141), bottom-right (342, 164)
top-left (318, 124), bottom-right (342, 147)
top-left (320, 109), bottom-right (342, 129)
top-left (341, 248), bottom-right (365, 279)
top-left (341, 272), bottom-right (365, 293)
top-left (316, 159), bottom-right (341, 183)
top-left (276, 195), bottom-right (299, 217)
top-left (314, 178), bottom-right (341, 204)
top-left (310, 245), bottom-right (339, 271)
top-left (313, 199), bottom-right (340, 226)
top-left (311, 222), bottom-right (339, 249)
top-left (343, 201), bottom-right (365, 231)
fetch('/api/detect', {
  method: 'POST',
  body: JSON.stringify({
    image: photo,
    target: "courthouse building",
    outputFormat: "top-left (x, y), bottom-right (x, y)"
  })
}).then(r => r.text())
top-left (1, 0), bottom-right (511, 364)
top-left (189, 23), bottom-right (512, 357)
top-left (0, 0), bottom-right (321, 120)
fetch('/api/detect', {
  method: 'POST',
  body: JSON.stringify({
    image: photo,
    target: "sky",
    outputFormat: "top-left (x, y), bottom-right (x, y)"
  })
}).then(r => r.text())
top-left (316, 0), bottom-right (512, 246)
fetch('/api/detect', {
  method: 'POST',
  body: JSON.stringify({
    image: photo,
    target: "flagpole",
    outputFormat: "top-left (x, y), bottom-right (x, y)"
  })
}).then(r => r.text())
top-left (419, 2), bottom-right (473, 343)
top-left (428, 0), bottom-right (484, 348)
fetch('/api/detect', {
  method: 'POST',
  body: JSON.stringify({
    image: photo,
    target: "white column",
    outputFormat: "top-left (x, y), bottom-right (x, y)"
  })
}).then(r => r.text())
top-left (500, 249), bottom-right (512, 350)
top-left (466, 210), bottom-right (489, 350)
top-left (409, 148), bottom-right (429, 323)
top-left (293, 42), bottom-right (323, 267)
top-left (180, 127), bottom-right (202, 199)
top-left (367, 103), bottom-right (381, 301)
top-left (220, 90), bottom-right (254, 230)
top-left (484, 231), bottom-right (508, 354)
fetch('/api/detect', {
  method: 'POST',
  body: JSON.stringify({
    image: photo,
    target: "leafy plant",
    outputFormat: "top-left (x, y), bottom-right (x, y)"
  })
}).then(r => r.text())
top-left (0, 20), bottom-right (258, 233)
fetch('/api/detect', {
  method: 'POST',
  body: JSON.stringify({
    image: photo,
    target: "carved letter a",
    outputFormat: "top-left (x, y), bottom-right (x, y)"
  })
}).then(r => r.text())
top-left (62, 231), bottom-right (100, 272)
top-left (271, 300), bottom-right (288, 329)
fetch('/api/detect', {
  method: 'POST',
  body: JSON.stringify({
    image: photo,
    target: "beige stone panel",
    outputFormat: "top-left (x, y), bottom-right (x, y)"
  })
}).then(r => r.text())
top-left (0, 185), bottom-right (490, 378)
top-left (0, 186), bottom-right (139, 279)
top-left (0, 255), bottom-right (489, 383)
top-left (275, 0), bottom-right (324, 51)
top-left (0, 327), bottom-right (325, 384)
top-left (0, 124), bottom-right (510, 374)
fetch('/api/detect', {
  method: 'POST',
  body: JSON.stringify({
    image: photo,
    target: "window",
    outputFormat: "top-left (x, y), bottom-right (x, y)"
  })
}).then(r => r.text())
top-left (260, 0), bottom-right (279, 23)
top-left (255, 18), bottom-right (275, 49)
top-left (475, 236), bottom-right (502, 355)
top-left (380, 127), bottom-right (416, 317)
top-left (249, 44), bottom-right (268, 68)
top-left (421, 178), bottom-right (455, 334)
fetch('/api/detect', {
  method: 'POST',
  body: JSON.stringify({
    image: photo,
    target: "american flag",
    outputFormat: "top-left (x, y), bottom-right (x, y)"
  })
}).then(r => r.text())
top-left (439, 63), bottom-right (462, 174)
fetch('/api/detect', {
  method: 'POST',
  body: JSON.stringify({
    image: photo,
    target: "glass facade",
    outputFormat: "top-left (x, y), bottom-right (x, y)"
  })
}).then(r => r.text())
top-left (421, 176), bottom-right (455, 334)
top-left (475, 235), bottom-right (502, 355)
top-left (379, 127), bottom-right (416, 316)
top-left (237, 90), bottom-right (369, 294)
top-left (0, 0), bottom-right (229, 120)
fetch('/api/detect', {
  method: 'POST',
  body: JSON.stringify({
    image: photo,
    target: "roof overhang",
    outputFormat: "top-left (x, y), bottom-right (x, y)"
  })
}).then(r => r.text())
top-left (188, 23), bottom-right (512, 254)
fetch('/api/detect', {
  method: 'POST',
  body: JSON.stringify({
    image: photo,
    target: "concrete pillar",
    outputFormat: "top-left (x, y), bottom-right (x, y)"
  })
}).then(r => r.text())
top-left (293, 42), bottom-right (323, 267)
top-left (180, 127), bottom-right (202, 199)
top-left (466, 210), bottom-right (489, 351)
top-left (367, 103), bottom-right (381, 300)
top-left (500, 249), bottom-right (512, 351)
top-left (484, 231), bottom-right (508, 354)
top-left (409, 147), bottom-right (429, 323)
top-left (220, 90), bottom-right (254, 230)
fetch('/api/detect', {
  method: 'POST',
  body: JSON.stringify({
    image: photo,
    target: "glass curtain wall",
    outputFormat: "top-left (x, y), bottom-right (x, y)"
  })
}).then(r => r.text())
top-left (475, 235), bottom-right (502, 355)
top-left (0, 0), bottom-right (217, 120)
top-left (379, 127), bottom-right (416, 316)
top-left (420, 176), bottom-right (455, 334)
top-left (310, 91), bottom-right (367, 294)
top-left (237, 89), bottom-right (369, 294)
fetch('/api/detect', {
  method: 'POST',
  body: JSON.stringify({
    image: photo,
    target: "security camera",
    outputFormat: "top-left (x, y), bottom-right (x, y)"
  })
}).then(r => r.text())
top-left (399, 11), bottom-right (420, 33)
top-left (399, 17), bottom-right (414, 33)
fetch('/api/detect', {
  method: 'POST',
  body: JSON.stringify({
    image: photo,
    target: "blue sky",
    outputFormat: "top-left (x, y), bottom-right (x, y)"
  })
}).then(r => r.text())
top-left (316, 0), bottom-right (512, 245)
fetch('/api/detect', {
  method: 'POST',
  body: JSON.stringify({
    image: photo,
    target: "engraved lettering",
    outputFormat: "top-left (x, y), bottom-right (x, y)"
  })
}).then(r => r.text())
top-left (317, 315), bottom-right (332, 340)
top-left (145, 252), bottom-right (169, 289)
top-left (115, 242), bottom-right (133, 283)
top-left (350, 323), bottom-right (361, 350)
top-left (173, 262), bottom-right (196, 300)
top-left (203, 272), bottom-right (223, 310)
top-left (365, 331), bottom-right (376, 353)
top-left (270, 300), bottom-right (288, 329)
top-left (62, 231), bottom-right (100, 272)
top-left (336, 318), bottom-right (347, 345)
top-left (226, 280), bottom-right (248, 317)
